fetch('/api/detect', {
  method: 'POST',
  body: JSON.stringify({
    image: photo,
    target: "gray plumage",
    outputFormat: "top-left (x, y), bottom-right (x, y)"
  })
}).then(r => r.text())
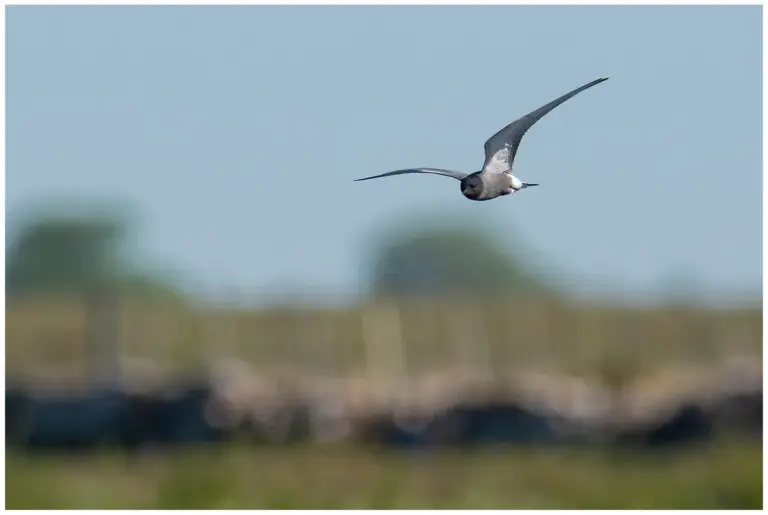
top-left (354, 77), bottom-right (609, 202)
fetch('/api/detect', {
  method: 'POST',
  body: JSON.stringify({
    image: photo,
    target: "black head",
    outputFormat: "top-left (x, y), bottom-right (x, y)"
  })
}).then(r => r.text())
top-left (460, 174), bottom-right (483, 200)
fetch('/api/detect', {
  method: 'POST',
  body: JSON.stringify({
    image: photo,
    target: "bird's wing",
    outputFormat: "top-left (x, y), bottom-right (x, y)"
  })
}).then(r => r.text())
top-left (481, 77), bottom-right (609, 175)
top-left (354, 168), bottom-right (468, 182)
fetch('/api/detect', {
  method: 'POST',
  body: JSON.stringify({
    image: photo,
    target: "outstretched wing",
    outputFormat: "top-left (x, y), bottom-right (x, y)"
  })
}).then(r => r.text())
top-left (482, 77), bottom-right (609, 175)
top-left (354, 167), bottom-right (468, 182)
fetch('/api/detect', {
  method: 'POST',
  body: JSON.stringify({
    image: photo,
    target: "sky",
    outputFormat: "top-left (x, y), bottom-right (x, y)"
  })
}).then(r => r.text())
top-left (6, 5), bottom-right (763, 304)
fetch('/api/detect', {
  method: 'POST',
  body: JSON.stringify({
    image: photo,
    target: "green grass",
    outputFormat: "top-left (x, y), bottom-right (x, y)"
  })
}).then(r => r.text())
top-left (6, 441), bottom-right (762, 509)
top-left (6, 297), bottom-right (762, 380)
top-left (6, 297), bottom-right (763, 509)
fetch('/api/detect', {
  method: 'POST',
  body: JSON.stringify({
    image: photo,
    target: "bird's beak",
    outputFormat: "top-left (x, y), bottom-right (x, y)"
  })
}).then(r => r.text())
top-left (522, 183), bottom-right (539, 188)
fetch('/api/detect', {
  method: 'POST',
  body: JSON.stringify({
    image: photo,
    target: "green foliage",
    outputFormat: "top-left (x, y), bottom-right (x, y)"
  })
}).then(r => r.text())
top-left (6, 299), bottom-right (761, 375)
top-left (6, 205), bottom-right (185, 301)
top-left (6, 214), bottom-right (126, 295)
top-left (5, 442), bottom-right (762, 509)
top-left (367, 218), bottom-right (551, 298)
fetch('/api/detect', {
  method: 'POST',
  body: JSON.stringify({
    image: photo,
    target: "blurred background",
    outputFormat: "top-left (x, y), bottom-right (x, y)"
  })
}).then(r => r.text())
top-left (5, 4), bottom-right (763, 509)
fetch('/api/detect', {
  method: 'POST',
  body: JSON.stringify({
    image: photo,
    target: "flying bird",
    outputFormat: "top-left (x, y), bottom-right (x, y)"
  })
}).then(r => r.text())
top-left (354, 77), bottom-right (609, 201)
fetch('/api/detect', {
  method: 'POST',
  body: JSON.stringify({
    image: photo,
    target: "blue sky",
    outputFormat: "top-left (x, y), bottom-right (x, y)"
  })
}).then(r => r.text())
top-left (6, 5), bottom-right (762, 303)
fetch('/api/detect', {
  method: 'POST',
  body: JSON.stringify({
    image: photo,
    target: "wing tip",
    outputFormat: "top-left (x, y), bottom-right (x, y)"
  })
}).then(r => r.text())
top-left (585, 77), bottom-right (609, 88)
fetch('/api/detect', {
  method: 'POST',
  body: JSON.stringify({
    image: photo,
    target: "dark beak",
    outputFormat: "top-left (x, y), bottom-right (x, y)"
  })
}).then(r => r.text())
top-left (522, 182), bottom-right (539, 188)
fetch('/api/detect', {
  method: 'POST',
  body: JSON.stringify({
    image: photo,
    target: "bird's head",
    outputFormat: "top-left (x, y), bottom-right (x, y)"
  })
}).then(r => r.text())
top-left (460, 174), bottom-right (483, 200)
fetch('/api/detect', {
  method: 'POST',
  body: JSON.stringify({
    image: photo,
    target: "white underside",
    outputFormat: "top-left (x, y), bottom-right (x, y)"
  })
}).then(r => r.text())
top-left (484, 145), bottom-right (527, 194)
top-left (507, 173), bottom-right (523, 191)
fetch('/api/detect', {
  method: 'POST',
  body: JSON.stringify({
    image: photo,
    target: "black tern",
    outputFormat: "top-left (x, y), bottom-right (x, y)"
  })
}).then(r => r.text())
top-left (354, 77), bottom-right (609, 202)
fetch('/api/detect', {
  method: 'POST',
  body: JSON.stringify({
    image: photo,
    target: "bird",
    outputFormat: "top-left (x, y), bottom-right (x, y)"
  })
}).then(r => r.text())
top-left (354, 77), bottom-right (609, 202)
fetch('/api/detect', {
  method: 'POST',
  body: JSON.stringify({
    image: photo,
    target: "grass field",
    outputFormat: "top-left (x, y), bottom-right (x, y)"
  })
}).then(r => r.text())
top-left (6, 297), bottom-right (762, 381)
top-left (6, 297), bottom-right (762, 509)
top-left (5, 441), bottom-right (762, 509)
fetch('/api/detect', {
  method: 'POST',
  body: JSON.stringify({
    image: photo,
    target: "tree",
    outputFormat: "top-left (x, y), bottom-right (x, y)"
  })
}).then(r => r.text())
top-left (6, 215), bottom-right (125, 296)
top-left (365, 218), bottom-right (550, 298)
top-left (6, 206), bottom-right (183, 300)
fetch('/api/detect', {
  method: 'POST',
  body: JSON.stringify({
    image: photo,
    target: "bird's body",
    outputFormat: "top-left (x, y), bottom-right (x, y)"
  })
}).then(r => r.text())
top-left (354, 77), bottom-right (609, 202)
top-left (459, 170), bottom-right (519, 201)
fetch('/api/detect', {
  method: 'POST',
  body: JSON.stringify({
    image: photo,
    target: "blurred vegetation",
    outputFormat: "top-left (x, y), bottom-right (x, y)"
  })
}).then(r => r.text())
top-left (5, 201), bottom-right (761, 382)
top-left (6, 206), bottom-right (184, 301)
top-left (366, 217), bottom-right (552, 299)
top-left (6, 297), bottom-right (761, 382)
top-left (5, 202), bottom-right (761, 510)
top-left (6, 441), bottom-right (761, 509)
top-left (6, 215), bottom-right (123, 295)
